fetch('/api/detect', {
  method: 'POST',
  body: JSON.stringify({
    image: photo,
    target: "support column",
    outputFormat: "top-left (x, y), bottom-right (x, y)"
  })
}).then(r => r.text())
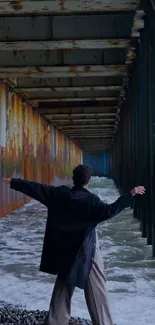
top-left (148, 3), bottom-right (155, 253)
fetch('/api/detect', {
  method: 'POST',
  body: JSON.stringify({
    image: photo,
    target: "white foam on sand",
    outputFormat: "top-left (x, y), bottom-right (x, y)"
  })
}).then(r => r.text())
top-left (0, 177), bottom-right (155, 325)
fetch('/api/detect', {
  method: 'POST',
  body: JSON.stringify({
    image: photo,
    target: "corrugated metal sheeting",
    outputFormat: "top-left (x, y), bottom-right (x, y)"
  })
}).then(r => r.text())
top-left (83, 152), bottom-right (109, 177)
top-left (0, 82), bottom-right (82, 217)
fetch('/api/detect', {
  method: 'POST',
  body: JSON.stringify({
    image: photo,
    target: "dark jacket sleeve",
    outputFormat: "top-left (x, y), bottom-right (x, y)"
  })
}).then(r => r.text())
top-left (10, 178), bottom-right (55, 207)
top-left (94, 193), bottom-right (133, 223)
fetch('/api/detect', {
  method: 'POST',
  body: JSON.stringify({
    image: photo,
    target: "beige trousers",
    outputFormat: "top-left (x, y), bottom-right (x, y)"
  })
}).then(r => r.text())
top-left (47, 233), bottom-right (114, 325)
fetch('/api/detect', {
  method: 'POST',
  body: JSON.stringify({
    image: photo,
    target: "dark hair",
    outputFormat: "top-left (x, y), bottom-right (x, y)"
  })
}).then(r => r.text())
top-left (72, 164), bottom-right (92, 187)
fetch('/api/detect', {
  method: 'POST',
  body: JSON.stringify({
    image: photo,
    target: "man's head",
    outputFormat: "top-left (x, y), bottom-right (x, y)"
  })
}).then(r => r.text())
top-left (72, 164), bottom-right (92, 187)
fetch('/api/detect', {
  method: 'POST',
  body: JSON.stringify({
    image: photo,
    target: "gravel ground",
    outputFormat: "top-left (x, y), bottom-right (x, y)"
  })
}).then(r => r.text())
top-left (0, 305), bottom-right (92, 325)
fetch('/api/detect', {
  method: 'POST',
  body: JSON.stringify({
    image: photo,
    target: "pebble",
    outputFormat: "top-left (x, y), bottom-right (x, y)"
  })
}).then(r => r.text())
top-left (0, 305), bottom-right (92, 325)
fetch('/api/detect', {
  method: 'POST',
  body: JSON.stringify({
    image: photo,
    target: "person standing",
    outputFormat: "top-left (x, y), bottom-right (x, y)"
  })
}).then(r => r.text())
top-left (3, 165), bottom-right (145, 325)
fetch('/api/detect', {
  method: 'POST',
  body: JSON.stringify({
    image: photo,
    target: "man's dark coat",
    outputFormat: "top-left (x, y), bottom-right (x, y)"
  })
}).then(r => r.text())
top-left (10, 179), bottom-right (132, 289)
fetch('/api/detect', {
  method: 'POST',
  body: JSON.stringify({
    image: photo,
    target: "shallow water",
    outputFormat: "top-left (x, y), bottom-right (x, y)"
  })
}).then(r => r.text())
top-left (0, 177), bottom-right (155, 325)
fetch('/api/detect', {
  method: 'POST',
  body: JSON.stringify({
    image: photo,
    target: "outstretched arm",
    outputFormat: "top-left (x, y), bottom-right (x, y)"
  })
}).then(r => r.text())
top-left (2, 178), bottom-right (55, 207)
top-left (95, 186), bottom-right (146, 223)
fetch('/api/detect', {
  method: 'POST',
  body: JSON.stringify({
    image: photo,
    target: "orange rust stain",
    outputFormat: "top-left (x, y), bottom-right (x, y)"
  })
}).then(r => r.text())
top-left (10, 1), bottom-right (23, 11)
top-left (103, 4), bottom-right (137, 11)
top-left (60, 0), bottom-right (65, 11)
top-left (71, 40), bottom-right (77, 48)
top-left (113, 66), bottom-right (124, 72)
top-left (35, 66), bottom-right (43, 73)
top-left (108, 40), bottom-right (121, 46)
top-left (0, 81), bottom-right (82, 217)
top-left (84, 66), bottom-right (91, 72)
top-left (69, 65), bottom-right (78, 73)
top-left (103, 6), bottom-right (113, 9)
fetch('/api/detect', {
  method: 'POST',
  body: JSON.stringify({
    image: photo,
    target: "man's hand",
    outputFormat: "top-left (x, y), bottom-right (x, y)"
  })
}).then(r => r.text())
top-left (131, 186), bottom-right (146, 197)
top-left (2, 178), bottom-right (11, 184)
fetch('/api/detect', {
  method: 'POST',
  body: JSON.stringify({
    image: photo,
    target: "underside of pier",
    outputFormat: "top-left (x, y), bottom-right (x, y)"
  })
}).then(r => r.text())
top-left (0, 0), bottom-right (155, 254)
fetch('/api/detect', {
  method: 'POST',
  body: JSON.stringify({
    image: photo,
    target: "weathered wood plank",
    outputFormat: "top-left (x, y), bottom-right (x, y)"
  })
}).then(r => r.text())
top-left (0, 1), bottom-right (140, 15)
top-left (45, 117), bottom-right (115, 122)
top-left (72, 135), bottom-right (112, 138)
top-left (34, 97), bottom-right (118, 102)
top-left (0, 39), bottom-right (129, 51)
top-left (38, 106), bottom-right (117, 114)
top-left (59, 124), bottom-right (114, 129)
top-left (45, 116), bottom-right (115, 121)
top-left (0, 65), bottom-right (126, 78)
top-left (40, 112), bottom-right (116, 117)
top-left (15, 86), bottom-right (121, 92)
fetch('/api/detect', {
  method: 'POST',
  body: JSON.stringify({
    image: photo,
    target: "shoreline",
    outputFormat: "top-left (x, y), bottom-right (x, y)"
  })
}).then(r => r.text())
top-left (0, 304), bottom-right (91, 325)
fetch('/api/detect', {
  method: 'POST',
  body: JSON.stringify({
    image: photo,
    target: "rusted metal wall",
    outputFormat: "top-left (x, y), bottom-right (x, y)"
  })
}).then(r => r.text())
top-left (0, 82), bottom-right (82, 217)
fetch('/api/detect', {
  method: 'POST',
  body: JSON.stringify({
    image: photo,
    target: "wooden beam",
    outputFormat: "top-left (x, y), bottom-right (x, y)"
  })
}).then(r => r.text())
top-left (82, 144), bottom-right (109, 146)
top-left (63, 130), bottom-right (113, 134)
top-left (38, 106), bottom-right (117, 114)
top-left (35, 97), bottom-right (118, 103)
top-left (64, 130), bottom-right (113, 133)
top-left (82, 149), bottom-right (109, 151)
top-left (0, 39), bottom-right (130, 51)
top-left (59, 125), bottom-right (114, 129)
top-left (80, 138), bottom-right (111, 140)
top-left (63, 131), bottom-right (113, 134)
top-left (79, 139), bottom-right (110, 141)
top-left (15, 86), bottom-right (121, 93)
top-left (57, 123), bottom-right (114, 127)
top-left (82, 145), bottom-right (109, 147)
top-left (81, 142), bottom-right (110, 144)
top-left (44, 113), bottom-right (116, 118)
top-left (46, 118), bottom-right (115, 122)
top-left (82, 148), bottom-right (109, 152)
top-left (64, 129), bottom-right (113, 133)
top-left (70, 136), bottom-right (113, 139)
top-left (81, 144), bottom-right (110, 146)
top-left (38, 101), bottom-right (118, 109)
top-left (72, 135), bottom-right (112, 138)
top-left (0, 1), bottom-right (140, 15)
top-left (0, 65), bottom-right (126, 78)
top-left (71, 140), bottom-right (111, 143)
top-left (67, 134), bottom-right (113, 137)
top-left (83, 151), bottom-right (109, 153)
top-left (65, 127), bottom-right (113, 129)
top-left (79, 145), bottom-right (111, 147)
top-left (77, 138), bottom-right (111, 140)
top-left (79, 144), bottom-right (111, 147)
